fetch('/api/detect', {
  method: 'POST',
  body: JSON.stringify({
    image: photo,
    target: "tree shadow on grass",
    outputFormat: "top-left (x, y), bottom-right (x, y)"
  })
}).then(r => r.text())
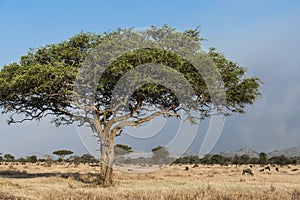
top-left (0, 169), bottom-right (98, 184)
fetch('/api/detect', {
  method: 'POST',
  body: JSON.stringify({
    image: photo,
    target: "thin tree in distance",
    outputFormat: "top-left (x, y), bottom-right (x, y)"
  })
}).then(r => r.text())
top-left (53, 150), bottom-right (73, 162)
top-left (152, 146), bottom-right (169, 164)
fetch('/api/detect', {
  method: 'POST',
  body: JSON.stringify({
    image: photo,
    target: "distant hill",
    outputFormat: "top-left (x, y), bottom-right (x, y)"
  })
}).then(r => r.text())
top-left (219, 148), bottom-right (259, 158)
top-left (218, 146), bottom-right (300, 158)
top-left (123, 149), bottom-right (199, 159)
top-left (169, 150), bottom-right (199, 158)
top-left (267, 146), bottom-right (300, 158)
top-left (122, 146), bottom-right (300, 159)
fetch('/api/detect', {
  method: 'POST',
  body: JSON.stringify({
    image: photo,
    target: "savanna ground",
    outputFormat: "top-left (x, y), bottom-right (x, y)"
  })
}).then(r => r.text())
top-left (0, 162), bottom-right (300, 200)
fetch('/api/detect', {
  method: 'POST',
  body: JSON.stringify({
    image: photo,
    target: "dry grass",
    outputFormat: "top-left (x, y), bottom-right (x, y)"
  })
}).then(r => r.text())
top-left (0, 163), bottom-right (300, 199)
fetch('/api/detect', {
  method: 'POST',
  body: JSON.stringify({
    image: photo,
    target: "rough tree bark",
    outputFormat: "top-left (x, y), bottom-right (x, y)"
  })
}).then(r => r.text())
top-left (99, 137), bottom-right (115, 187)
top-left (96, 107), bottom-right (176, 186)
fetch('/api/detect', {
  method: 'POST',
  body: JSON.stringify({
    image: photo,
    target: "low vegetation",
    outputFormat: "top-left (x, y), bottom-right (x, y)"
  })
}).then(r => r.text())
top-left (1, 148), bottom-right (299, 199)
top-left (1, 147), bottom-right (299, 166)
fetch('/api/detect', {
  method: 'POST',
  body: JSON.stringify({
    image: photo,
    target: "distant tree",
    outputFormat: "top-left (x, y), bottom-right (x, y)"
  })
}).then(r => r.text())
top-left (151, 146), bottom-right (169, 164)
top-left (0, 154), bottom-right (3, 163)
top-left (290, 157), bottom-right (300, 165)
top-left (53, 150), bottom-right (73, 162)
top-left (201, 154), bottom-right (212, 165)
top-left (81, 154), bottom-right (98, 164)
top-left (174, 157), bottom-right (188, 164)
top-left (240, 154), bottom-right (250, 164)
top-left (4, 154), bottom-right (14, 162)
top-left (189, 155), bottom-right (201, 164)
top-left (174, 155), bottom-right (201, 164)
top-left (114, 144), bottom-right (133, 164)
top-left (211, 154), bottom-right (225, 165)
top-left (249, 157), bottom-right (259, 164)
top-left (258, 152), bottom-right (268, 165)
top-left (17, 157), bottom-right (26, 163)
top-left (269, 155), bottom-right (291, 166)
top-left (232, 155), bottom-right (241, 167)
top-left (114, 144), bottom-right (133, 157)
top-left (26, 155), bottom-right (38, 163)
top-left (68, 155), bottom-right (81, 164)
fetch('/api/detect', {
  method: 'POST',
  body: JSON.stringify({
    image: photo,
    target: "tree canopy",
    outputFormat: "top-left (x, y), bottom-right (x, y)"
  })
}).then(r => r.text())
top-left (53, 150), bottom-right (73, 160)
top-left (114, 144), bottom-right (133, 157)
top-left (3, 154), bottom-right (15, 162)
top-left (152, 146), bottom-right (170, 164)
top-left (0, 26), bottom-right (261, 127)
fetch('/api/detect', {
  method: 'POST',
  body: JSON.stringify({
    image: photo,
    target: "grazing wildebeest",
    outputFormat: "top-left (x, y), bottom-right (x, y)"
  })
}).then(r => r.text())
top-left (192, 164), bottom-right (199, 168)
top-left (275, 167), bottom-right (279, 172)
top-left (89, 163), bottom-right (100, 167)
top-left (185, 166), bottom-right (189, 171)
top-left (265, 166), bottom-right (271, 171)
top-left (259, 168), bottom-right (265, 172)
top-left (291, 168), bottom-right (299, 172)
top-left (249, 164), bottom-right (253, 168)
top-left (242, 168), bottom-right (254, 176)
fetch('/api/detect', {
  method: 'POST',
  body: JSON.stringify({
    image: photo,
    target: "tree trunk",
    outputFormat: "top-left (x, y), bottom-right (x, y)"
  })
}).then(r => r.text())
top-left (100, 138), bottom-right (115, 187)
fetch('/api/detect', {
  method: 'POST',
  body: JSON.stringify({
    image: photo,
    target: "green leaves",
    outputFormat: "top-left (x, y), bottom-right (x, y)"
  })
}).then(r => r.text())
top-left (0, 26), bottom-right (262, 127)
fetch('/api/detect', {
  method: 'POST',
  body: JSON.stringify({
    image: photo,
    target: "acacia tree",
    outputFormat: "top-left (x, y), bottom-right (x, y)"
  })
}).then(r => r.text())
top-left (259, 152), bottom-right (268, 166)
top-left (81, 153), bottom-right (98, 164)
top-left (114, 144), bottom-right (133, 164)
top-left (114, 144), bottom-right (133, 157)
top-left (152, 146), bottom-right (169, 164)
top-left (4, 154), bottom-right (15, 162)
top-left (0, 26), bottom-right (261, 186)
top-left (53, 150), bottom-right (73, 162)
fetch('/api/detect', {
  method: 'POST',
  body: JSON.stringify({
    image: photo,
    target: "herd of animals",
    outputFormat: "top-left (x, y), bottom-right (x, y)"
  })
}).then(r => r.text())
top-left (241, 164), bottom-right (299, 176)
top-left (181, 164), bottom-right (299, 176)
top-left (1, 161), bottom-right (299, 177)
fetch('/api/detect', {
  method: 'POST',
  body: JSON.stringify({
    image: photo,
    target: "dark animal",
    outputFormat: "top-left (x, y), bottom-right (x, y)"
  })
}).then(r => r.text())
top-left (249, 164), bottom-right (253, 168)
top-left (185, 166), bottom-right (189, 171)
top-left (89, 163), bottom-right (100, 167)
top-left (192, 164), bottom-right (199, 168)
top-left (259, 168), bottom-right (265, 172)
top-left (275, 167), bottom-right (279, 172)
top-left (291, 168), bottom-right (299, 172)
top-left (265, 166), bottom-right (271, 171)
top-left (242, 168), bottom-right (254, 176)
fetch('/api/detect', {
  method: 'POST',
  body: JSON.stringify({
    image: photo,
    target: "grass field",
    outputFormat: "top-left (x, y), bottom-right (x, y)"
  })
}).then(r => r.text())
top-left (0, 163), bottom-right (300, 199)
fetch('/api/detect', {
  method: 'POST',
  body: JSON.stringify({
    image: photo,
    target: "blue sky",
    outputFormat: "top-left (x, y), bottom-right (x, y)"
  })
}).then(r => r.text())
top-left (1, 0), bottom-right (300, 157)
